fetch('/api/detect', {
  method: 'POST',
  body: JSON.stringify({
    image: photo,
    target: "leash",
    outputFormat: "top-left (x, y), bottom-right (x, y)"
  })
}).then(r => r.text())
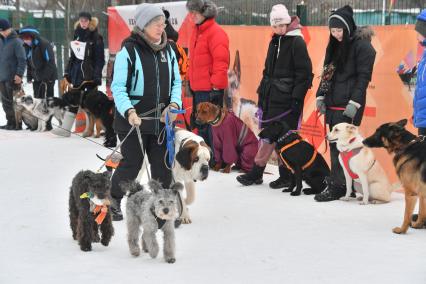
top-left (96, 105), bottom-right (164, 173)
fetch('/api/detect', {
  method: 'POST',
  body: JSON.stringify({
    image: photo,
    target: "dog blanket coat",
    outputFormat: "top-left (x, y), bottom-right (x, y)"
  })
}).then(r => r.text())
top-left (212, 112), bottom-right (258, 172)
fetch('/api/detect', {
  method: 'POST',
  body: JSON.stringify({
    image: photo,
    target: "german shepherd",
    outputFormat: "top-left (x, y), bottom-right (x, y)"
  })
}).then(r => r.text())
top-left (363, 119), bottom-right (426, 234)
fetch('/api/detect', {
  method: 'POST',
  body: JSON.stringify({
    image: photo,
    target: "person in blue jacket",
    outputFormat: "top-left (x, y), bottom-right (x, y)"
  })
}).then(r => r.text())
top-left (110, 4), bottom-right (182, 221)
top-left (414, 9), bottom-right (426, 136)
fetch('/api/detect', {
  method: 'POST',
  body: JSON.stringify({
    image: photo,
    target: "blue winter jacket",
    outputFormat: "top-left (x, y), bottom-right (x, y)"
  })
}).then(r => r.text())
top-left (0, 30), bottom-right (26, 82)
top-left (414, 48), bottom-right (426, 128)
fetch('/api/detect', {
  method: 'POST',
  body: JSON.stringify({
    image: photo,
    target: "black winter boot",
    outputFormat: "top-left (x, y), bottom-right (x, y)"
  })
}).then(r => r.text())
top-left (269, 166), bottom-right (292, 189)
top-left (314, 177), bottom-right (350, 202)
top-left (110, 197), bottom-right (123, 221)
top-left (236, 165), bottom-right (265, 186)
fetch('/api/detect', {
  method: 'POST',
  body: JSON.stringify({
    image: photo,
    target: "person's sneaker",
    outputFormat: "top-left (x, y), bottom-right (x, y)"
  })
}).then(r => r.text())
top-left (314, 177), bottom-right (347, 202)
top-left (236, 165), bottom-right (265, 186)
top-left (110, 198), bottom-right (123, 221)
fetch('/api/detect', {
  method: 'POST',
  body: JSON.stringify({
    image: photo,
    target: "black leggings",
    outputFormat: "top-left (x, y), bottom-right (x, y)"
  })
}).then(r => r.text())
top-left (110, 133), bottom-right (172, 200)
top-left (419, 128), bottom-right (426, 136)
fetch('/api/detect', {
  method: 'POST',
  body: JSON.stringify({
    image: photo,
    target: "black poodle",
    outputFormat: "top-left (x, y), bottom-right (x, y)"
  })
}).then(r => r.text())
top-left (69, 170), bottom-right (114, 251)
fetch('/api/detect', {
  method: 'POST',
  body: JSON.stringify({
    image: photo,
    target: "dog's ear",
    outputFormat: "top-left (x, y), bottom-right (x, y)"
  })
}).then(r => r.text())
top-left (395, 119), bottom-right (408, 128)
top-left (176, 147), bottom-right (193, 171)
top-left (170, 182), bottom-right (184, 195)
top-left (233, 50), bottom-right (241, 82)
top-left (148, 180), bottom-right (163, 194)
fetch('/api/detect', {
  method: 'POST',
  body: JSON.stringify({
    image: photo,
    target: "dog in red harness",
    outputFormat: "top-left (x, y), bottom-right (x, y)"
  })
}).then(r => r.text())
top-left (327, 123), bottom-right (393, 205)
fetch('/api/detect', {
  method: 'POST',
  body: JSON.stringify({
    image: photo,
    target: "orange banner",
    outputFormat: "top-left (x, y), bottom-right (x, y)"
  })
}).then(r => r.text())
top-left (220, 25), bottom-right (420, 183)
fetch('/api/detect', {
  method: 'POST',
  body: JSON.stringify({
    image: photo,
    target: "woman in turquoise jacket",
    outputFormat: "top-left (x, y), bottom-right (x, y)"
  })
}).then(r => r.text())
top-left (110, 4), bottom-right (182, 221)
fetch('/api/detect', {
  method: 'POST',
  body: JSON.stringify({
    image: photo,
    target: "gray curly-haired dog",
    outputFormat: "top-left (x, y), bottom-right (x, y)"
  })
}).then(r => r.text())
top-left (69, 170), bottom-right (114, 251)
top-left (123, 180), bottom-right (183, 263)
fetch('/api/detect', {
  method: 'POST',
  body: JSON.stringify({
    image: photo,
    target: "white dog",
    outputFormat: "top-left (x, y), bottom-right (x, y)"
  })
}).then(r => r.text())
top-left (172, 127), bottom-right (210, 224)
top-left (327, 123), bottom-right (393, 205)
top-left (16, 95), bottom-right (64, 131)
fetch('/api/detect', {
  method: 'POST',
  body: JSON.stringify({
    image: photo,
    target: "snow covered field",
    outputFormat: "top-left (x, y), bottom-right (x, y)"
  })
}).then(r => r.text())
top-left (1, 110), bottom-right (426, 284)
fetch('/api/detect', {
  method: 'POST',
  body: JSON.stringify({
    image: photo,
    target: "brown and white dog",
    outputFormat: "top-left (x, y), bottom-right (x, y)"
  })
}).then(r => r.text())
top-left (327, 123), bottom-right (393, 205)
top-left (173, 127), bottom-right (211, 224)
top-left (196, 102), bottom-right (258, 173)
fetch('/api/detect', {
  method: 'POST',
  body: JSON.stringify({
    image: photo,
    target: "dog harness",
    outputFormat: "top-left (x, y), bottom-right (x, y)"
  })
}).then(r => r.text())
top-left (150, 207), bottom-right (167, 230)
top-left (339, 148), bottom-right (362, 179)
top-left (278, 139), bottom-right (317, 173)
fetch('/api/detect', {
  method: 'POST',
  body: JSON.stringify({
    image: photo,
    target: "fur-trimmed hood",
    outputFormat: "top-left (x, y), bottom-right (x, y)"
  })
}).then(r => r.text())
top-left (74, 17), bottom-right (99, 32)
top-left (186, 0), bottom-right (217, 19)
top-left (353, 26), bottom-right (374, 41)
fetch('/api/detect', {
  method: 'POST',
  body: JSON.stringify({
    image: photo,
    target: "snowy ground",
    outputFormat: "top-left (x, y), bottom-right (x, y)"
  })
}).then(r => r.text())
top-left (1, 109), bottom-right (426, 284)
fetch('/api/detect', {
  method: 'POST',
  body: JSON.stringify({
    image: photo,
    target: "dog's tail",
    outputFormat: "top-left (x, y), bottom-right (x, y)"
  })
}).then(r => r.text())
top-left (120, 180), bottom-right (144, 198)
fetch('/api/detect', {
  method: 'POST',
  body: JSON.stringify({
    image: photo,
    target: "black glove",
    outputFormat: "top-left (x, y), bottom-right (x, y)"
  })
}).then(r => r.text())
top-left (210, 89), bottom-right (224, 107)
top-left (291, 99), bottom-right (303, 115)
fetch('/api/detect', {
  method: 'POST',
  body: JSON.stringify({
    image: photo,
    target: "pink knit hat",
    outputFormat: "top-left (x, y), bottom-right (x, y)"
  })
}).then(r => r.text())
top-left (270, 4), bottom-right (291, 26)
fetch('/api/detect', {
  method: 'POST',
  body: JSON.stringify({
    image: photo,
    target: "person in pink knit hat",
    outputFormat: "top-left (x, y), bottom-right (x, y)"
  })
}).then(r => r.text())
top-left (237, 4), bottom-right (313, 188)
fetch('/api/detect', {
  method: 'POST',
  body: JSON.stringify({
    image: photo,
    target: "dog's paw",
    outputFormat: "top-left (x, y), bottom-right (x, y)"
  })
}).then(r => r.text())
top-left (166, 257), bottom-right (176, 264)
top-left (222, 165), bottom-right (232, 174)
top-left (100, 238), bottom-right (110, 247)
top-left (340, 196), bottom-right (351, 201)
top-left (358, 200), bottom-right (369, 205)
top-left (149, 248), bottom-right (159, 259)
top-left (213, 164), bottom-right (222, 172)
top-left (392, 227), bottom-right (407, 234)
top-left (80, 245), bottom-right (92, 252)
top-left (130, 246), bottom-right (140, 257)
top-left (290, 191), bottom-right (301, 196)
top-left (356, 196), bottom-right (364, 201)
top-left (411, 221), bottom-right (425, 229)
top-left (302, 188), bottom-right (314, 195)
top-left (180, 217), bottom-right (192, 224)
top-left (93, 234), bottom-right (100, 243)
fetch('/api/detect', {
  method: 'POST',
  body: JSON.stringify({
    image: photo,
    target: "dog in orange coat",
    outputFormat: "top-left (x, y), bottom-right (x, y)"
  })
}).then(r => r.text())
top-left (196, 102), bottom-right (258, 173)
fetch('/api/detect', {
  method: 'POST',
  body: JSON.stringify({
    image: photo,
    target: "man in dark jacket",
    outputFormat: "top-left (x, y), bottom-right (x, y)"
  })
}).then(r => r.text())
top-left (0, 18), bottom-right (26, 130)
top-left (19, 26), bottom-right (57, 99)
top-left (314, 5), bottom-right (376, 202)
top-left (19, 26), bottom-right (58, 130)
top-left (52, 11), bottom-right (105, 137)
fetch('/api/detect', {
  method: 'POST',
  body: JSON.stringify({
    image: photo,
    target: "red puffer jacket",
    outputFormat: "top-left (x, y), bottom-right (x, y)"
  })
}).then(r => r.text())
top-left (188, 18), bottom-right (229, 91)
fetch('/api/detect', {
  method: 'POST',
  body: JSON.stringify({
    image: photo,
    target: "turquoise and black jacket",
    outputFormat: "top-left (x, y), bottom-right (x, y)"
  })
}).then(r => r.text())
top-left (112, 33), bottom-right (182, 135)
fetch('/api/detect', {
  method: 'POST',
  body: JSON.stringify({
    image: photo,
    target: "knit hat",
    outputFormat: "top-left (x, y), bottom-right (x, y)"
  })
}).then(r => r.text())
top-left (328, 5), bottom-right (356, 36)
top-left (415, 9), bottom-right (426, 38)
top-left (186, 0), bottom-right (218, 19)
top-left (270, 4), bottom-right (291, 26)
top-left (135, 3), bottom-right (165, 30)
top-left (19, 25), bottom-right (40, 38)
top-left (78, 11), bottom-right (92, 21)
top-left (0, 18), bottom-right (11, 32)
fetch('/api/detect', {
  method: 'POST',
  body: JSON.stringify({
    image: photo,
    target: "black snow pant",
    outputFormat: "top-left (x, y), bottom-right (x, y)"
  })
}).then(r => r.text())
top-left (111, 132), bottom-right (172, 201)
top-left (0, 81), bottom-right (16, 126)
top-left (33, 81), bottom-right (55, 99)
top-left (327, 110), bottom-right (357, 186)
top-left (418, 127), bottom-right (426, 136)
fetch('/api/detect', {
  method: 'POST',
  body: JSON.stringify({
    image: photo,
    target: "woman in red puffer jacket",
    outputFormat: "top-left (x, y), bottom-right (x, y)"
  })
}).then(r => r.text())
top-left (186, 0), bottom-right (230, 154)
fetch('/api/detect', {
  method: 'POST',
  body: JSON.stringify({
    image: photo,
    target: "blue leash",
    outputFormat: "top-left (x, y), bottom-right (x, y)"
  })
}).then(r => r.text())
top-left (165, 108), bottom-right (186, 167)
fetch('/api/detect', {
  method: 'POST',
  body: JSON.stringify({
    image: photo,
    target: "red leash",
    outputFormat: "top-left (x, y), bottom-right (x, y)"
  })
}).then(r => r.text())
top-left (312, 107), bottom-right (346, 154)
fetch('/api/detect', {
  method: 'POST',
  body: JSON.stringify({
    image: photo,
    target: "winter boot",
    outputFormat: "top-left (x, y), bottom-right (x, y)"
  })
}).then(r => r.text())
top-left (236, 164), bottom-right (265, 186)
top-left (51, 111), bottom-right (76, 137)
top-left (314, 177), bottom-right (351, 202)
top-left (110, 197), bottom-right (123, 221)
top-left (269, 166), bottom-right (292, 189)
